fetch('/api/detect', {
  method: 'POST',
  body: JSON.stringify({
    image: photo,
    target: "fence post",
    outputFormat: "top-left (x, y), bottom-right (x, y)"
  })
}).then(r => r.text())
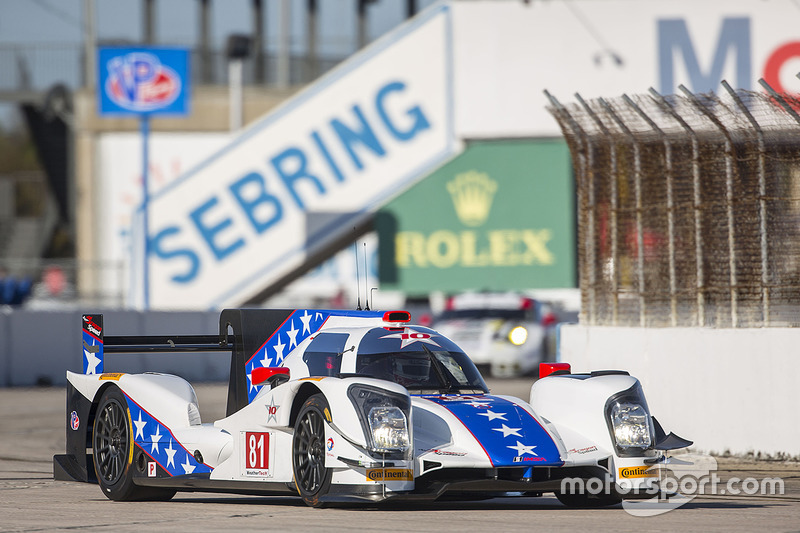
top-left (759, 78), bottom-right (800, 127)
top-left (622, 94), bottom-right (678, 327)
top-left (722, 80), bottom-right (769, 326)
top-left (598, 98), bottom-right (646, 327)
top-left (575, 94), bottom-right (619, 325)
top-left (544, 91), bottom-right (595, 325)
top-left (679, 85), bottom-right (738, 328)
top-left (648, 88), bottom-right (705, 327)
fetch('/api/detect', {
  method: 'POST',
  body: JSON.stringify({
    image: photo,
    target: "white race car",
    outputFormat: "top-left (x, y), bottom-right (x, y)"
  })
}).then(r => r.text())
top-left (54, 309), bottom-right (690, 507)
top-left (433, 293), bottom-right (558, 377)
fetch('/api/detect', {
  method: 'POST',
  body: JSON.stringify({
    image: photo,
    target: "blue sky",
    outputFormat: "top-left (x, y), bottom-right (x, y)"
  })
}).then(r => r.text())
top-left (0, 0), bottom-right (437, 128)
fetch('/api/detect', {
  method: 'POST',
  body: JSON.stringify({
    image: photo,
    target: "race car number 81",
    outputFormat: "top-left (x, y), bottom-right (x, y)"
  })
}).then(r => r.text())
top-left (246, 432), bottom-right (270, 470)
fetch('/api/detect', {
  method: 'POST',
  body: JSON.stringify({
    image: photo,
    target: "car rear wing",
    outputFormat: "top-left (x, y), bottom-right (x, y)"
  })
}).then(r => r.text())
top-left (80, 314), bottom-right (230, 373)
top-left (81, 309), bottom-right (301, 416)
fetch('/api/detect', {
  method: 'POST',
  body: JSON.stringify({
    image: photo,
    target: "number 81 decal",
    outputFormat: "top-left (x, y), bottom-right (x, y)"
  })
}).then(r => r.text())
top-left (241, 431), bottom-right (273, 478)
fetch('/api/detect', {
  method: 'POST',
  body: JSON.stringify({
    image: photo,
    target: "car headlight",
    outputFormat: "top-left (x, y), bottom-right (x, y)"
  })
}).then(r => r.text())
top-left (605, 384), bottom-right (654, 456)
top-left (610, 403), bottom-right (652, 448)
top-left (508, 326), bottom-right (528, 345)
top-left (369, 406), bottom-right (409, 452)
top-left (348, 385), bottom-right (411, 456)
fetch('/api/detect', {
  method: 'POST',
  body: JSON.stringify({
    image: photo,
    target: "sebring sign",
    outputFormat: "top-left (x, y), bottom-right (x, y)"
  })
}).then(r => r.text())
top-left (134, 6), bottom-right (454, 309)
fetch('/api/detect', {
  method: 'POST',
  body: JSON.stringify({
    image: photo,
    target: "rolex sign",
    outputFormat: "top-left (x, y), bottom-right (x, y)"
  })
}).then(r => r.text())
top-left (377, 140), bottom-right (575, 294)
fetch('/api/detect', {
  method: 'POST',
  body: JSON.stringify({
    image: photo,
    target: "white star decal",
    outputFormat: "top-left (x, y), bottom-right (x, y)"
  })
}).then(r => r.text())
top-left (134, 411), bottom-right (147, 440)
top-left (260, 351), bottom-right (273, 368)
top-left (507, 440), bottom-right (538, 456)
top-left (273, 335), bottom-right (286, 362)
top-left (150, 426), bottom-right (163, 454)
top-left (493, 424), bottom-right (523, 438)
top-left (84, 340), bottom-right (101, 374)
top-left (165, 439), bottom-right (177, 468)
top-left (468, 400), bottom-right (491, 409)
top-left (477, 410), bottom-right (507, 422)
top-left (300, 310), bottom-right (312, 334)
top-left (379, 328), bottom-right (441, 349)
top-left (181, 454), bottom-right (196, 474)
top-left (315, 312), bottom-right (323, 322)
top-left (286, 321), bottom-right (299, 348)
top-left (247, 368), bottom-right (255, 393)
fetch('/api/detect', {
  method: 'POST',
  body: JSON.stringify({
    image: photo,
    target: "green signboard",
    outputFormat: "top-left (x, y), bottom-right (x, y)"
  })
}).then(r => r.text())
top-left (377, 139), bottom-right (575, 294)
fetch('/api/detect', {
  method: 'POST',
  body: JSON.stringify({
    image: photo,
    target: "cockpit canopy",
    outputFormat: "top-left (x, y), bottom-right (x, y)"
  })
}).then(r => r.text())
top-left (353, 326), bottom-right (488, 393)
top-left (299, 326), bottom-right (488, 393)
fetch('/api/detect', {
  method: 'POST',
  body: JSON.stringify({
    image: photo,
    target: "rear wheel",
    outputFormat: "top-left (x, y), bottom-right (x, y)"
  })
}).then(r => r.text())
top-left (92, 386), bottom-right (175, 501)
top-left (292, 394), bottom-right (333, 507)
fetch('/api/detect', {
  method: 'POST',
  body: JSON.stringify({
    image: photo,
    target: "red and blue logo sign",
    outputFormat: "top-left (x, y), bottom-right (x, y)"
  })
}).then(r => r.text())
top-left (70, 411), bottom-right (80, 431)
top-left (98, 47), bottom-right (190, 116)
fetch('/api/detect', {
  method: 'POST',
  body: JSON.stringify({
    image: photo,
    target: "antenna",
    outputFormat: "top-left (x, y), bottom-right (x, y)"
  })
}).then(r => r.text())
top-left (354, 239), bottom-right (362, 310)
top-left (364, 242), bottom-right (370, 310)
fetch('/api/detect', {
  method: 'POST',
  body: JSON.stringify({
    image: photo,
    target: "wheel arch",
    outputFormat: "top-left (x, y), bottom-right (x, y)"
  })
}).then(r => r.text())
top-left (289, 383), bottom-right (324, 428)
top-left (87, 382), bottom-right (121, 450)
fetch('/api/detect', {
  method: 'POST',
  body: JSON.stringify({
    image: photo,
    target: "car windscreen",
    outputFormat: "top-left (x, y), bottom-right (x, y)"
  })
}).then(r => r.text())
top-left (355, 350), bottom-right (488, 392)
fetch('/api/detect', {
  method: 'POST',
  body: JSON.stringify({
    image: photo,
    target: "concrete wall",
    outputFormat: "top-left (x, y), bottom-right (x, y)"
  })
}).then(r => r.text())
top-left (559, 325), bottom-right (800, 458)
top-left (0, 309), bottom-right (228, 387)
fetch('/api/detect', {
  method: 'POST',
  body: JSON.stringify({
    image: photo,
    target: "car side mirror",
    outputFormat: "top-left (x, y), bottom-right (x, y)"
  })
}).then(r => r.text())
top-left (252, 367), bottom-right (290, 389)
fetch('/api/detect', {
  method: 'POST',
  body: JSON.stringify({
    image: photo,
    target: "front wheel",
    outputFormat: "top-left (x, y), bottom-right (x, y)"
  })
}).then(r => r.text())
top-left (292, 394), bottom-right (333, 507)
top-left (92, 386), bottom-right (175, 501)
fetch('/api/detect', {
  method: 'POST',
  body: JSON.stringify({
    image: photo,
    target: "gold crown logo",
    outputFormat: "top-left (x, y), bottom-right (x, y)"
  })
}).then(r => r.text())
top-left (446, 171), bottom-right (498, 227)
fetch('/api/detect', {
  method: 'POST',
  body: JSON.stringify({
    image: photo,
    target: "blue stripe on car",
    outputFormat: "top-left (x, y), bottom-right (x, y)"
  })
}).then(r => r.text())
top-left (421, 395), bottom-right (563, 467)
top-left (125, 393), bottom-right (212, 477)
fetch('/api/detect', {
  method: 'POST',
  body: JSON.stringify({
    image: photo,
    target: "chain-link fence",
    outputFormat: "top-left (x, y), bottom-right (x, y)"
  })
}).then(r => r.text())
top-left (547, 82), bottom-right (800, 328)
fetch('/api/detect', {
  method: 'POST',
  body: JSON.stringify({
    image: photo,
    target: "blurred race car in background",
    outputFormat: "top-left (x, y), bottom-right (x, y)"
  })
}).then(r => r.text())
top-left (433, 293), bottom-right (559, 377)
top-left (54, 308), bottom-right (690, 508)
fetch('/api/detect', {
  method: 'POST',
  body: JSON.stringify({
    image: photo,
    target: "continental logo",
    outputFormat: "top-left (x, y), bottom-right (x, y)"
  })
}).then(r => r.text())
top-left (447, 171), bottom-right (497, 227)
top-left (366, 468), bottom-right (413, 482)
top-left (618, 466), bottom-right (657, 479)
top-left (99, 373), bottom-right (124, 381)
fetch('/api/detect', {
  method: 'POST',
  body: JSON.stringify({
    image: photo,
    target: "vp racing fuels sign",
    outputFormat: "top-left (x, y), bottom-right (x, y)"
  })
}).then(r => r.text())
top-left (97, 47), bottom-right (190, 116)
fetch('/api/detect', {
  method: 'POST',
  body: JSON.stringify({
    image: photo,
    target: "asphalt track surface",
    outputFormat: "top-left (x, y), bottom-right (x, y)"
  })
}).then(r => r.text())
top-left (2, 379), bottom-right (799, 532)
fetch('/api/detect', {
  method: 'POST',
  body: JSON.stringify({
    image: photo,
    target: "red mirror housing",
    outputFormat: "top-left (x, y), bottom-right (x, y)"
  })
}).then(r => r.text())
top-left (539, 362), bottom-right (571, 379)
top-left (252, 367), bottom-right (290, 387)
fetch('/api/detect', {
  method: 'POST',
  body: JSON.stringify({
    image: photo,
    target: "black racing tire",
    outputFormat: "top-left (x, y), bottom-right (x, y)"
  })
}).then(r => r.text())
top-left (292, 394), bottom-right (333, 508)
top-left (92, 386), bottom-right (175, 501)
top-left (554, 490), bottom-right (621, 508)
